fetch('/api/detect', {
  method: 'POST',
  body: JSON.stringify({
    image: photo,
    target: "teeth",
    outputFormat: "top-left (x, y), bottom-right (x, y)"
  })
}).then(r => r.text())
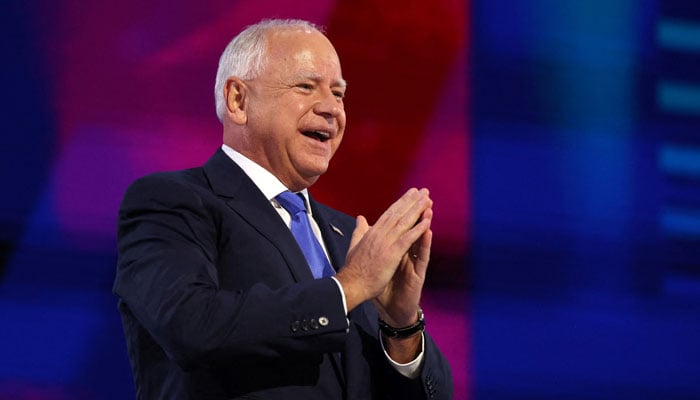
top-left (304, 130), bottom-right (330, 142)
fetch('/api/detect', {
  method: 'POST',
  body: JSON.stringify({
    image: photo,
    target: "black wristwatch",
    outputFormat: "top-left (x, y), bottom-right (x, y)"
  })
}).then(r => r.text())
top-left (378, 309), bottom-right (425, 339)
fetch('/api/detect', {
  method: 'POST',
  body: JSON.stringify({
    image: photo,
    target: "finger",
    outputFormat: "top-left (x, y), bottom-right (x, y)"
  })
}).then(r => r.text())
top-left (373, 188), bottom-right (418, 226)
top-left (395, 216), bottom-right (432, 257)
top-left (404, 188), bottom-right (432, 227)
top-left (408, 206), bottom-right (432, 256)
top-left (413, 229), bottom-right (432, 278)
top-left (374, 188), bottom-right (432, 234)
top-left (420, 205), bottom-right (433, 223)
top-left (349, 215), bottom-right (369, 250)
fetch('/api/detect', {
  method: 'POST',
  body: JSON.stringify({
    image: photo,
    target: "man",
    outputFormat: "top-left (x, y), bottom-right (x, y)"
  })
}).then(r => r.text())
top-left (114, 19), bottom-right (453, 399)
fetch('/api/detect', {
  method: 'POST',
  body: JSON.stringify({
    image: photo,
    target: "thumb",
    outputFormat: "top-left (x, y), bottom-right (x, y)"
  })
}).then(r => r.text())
top-left (349, 215), bottom-right (369, 251)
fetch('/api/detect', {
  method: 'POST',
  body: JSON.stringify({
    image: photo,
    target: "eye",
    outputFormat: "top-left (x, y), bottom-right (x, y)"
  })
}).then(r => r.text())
top-left (296, 83), bottom-right (314, 91)
top-left (333, 90), bottom-right (345, 100)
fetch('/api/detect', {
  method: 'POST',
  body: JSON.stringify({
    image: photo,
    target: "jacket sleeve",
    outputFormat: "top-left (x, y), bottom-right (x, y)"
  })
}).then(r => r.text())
top-left (113, 174), bottom-right (349, 369)
top-left (377, 324), bottom-right (454, 399)
top-left (382, 332), bottom-right (454, 400)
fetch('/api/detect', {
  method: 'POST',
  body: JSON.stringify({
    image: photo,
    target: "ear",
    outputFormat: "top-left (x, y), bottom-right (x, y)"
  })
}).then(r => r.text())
top-left (224, 77), bottom-right (248, 125)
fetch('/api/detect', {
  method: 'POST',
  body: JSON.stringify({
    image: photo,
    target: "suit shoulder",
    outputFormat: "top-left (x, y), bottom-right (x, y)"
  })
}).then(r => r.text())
top-left (126, 167), bottom-right (207, 193)
top-left (121, 167), bottom-right (212, 207)
top-left (130, 167), bottom-right (205, 188)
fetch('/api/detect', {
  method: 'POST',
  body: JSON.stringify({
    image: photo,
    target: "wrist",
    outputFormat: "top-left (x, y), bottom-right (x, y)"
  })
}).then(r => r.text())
top-left (378, 308), bottom-right (425, 339)
top-left (382, 330), bottom-right (423, 364)
top-left (334, 269), bottom-right (366, 312)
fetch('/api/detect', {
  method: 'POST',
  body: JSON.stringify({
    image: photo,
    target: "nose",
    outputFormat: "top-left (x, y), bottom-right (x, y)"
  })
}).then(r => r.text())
top-left (313, 88), bottom-right (344, 120)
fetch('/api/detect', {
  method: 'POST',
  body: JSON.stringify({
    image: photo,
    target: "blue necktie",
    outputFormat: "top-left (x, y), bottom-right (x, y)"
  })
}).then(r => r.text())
top-left (276, 191), bottom-right (335, 279)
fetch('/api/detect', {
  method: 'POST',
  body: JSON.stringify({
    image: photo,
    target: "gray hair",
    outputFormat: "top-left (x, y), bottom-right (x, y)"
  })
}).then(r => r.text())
top-left (214, 19), bottom-right (322, 122)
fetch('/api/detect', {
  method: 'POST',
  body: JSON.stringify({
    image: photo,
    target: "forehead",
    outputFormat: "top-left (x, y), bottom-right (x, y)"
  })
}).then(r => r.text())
top-left (262, 29), bottom-right (344, 85)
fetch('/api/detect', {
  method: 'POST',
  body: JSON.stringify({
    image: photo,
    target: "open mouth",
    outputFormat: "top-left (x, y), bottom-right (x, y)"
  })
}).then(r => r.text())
top-left (302, 130), bottom-right (331, 142)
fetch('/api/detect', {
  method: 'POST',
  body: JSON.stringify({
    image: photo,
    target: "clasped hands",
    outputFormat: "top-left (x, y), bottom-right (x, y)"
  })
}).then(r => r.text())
top-left (336, 188), bottom-right (433, 329)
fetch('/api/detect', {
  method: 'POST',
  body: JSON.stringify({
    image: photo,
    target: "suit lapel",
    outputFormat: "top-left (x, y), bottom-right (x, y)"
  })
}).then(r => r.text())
top-left (203, 150), bottom-right (314, 282)
top-left (308, 196), bottom-right (356, 384)
top-left (308, 197), bottom-right (351, 273)
top-left (204, 150), bottom-right (358, 387)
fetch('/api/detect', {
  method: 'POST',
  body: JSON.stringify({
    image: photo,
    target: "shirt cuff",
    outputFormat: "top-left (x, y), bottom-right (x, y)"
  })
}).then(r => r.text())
top-left (330, 276), bottom-right (348, 315)
top-left (331, 276), bottom-right (424, 378)
top-left (379, 332), bottom-right (425, 379)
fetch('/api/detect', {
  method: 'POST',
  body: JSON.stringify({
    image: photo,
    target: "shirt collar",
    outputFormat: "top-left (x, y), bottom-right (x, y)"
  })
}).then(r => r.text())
top-left (221, 144), bottom-right (312, 210)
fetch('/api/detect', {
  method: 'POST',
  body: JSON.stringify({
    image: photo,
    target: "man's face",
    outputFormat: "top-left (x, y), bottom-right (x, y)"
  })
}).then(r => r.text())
top-left (241, 29), bottom-right (347, 191)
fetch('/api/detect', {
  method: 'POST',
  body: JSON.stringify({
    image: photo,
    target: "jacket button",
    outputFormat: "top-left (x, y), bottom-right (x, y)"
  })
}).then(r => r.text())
top-left (318, 316), bottom-right (329, 326)
top-left (310, 318), bottom-right (320, 329)
top-left (301, 319), bottom-right (309, 331)
top-left (291, 321), bottom-right (300, 332)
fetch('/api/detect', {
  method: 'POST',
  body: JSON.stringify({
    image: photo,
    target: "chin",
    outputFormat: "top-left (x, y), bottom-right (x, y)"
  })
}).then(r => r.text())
top-left (301, 160), bottom-right (330, 176)
top-left (300, 169), bottom-right (326, 188)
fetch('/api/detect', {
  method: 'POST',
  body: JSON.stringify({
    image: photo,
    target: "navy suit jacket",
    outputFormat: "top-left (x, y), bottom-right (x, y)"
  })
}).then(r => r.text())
top-left (114, 149), bottom-right (453, 399)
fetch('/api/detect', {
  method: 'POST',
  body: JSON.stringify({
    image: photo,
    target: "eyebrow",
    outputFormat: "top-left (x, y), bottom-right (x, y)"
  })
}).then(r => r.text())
top-left (303, 73), bottom-right (347, 90)
top-left (336, 78), bottom-right (348, 90)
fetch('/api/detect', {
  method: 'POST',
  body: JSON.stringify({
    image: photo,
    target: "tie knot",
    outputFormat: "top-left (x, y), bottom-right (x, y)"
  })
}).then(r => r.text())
top-left (276, 191), bottom-right (307, 215)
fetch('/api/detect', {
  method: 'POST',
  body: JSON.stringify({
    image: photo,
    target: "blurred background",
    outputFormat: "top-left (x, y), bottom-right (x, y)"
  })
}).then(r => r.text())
top-left (0, 0), bottom-right (698, 399)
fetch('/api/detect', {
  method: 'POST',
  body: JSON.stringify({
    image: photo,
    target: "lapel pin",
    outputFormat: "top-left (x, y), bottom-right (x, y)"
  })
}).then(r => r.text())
top-left (330, 224), bottom-right (344, 237)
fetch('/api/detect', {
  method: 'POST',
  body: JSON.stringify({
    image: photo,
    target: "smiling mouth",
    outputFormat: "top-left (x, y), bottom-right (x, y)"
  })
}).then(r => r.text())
top-left (302, 130), bottom-right (331, 142)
